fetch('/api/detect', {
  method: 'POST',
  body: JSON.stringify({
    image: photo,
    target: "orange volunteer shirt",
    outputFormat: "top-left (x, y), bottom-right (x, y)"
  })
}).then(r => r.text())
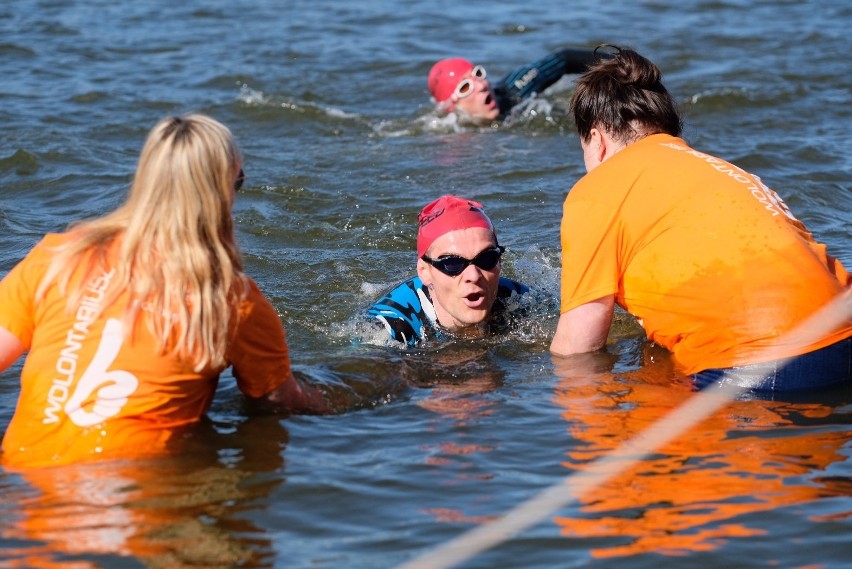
top-left (560, 134), bottom-right (851, 374)
top-left (0, 233), bottom-right (293, 468)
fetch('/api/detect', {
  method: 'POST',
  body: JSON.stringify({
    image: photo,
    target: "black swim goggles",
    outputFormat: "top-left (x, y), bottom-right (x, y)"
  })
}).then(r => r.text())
top-left (421, 245), bottom-right (505, 277)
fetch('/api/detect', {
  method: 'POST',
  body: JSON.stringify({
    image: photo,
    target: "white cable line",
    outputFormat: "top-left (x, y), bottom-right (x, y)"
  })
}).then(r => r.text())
top-left (395, 290), bottom-right (852, 569)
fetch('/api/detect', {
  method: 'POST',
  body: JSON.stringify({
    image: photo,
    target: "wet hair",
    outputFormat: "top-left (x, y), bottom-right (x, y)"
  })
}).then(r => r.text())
top-left (571, 45), bottom-right (682, 144)
top-left (38, 114), bottom-right (246, 371)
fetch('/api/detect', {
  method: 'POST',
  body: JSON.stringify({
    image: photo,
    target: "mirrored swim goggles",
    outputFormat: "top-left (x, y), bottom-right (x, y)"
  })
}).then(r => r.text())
top-left (450, 65), bottom-right (487, 102)
top-left (421, 245), bottom-right (504, 277)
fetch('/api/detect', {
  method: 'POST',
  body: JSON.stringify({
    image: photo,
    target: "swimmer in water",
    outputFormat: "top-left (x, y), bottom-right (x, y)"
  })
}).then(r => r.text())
top-left (427, 47), bottom-right (604, 126)
top-left (367, 195), bottom-right (528, 346)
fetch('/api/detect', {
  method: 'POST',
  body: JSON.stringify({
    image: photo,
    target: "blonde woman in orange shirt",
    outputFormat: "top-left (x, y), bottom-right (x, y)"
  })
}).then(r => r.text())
top-left (0, 114), bottom-right (328, 468)
top-left (550, 46), bottom-right (851, 391)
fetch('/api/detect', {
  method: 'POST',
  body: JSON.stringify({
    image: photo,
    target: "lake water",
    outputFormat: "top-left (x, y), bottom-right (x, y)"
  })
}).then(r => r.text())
top-left (1, 0), bottom-right (851, 567)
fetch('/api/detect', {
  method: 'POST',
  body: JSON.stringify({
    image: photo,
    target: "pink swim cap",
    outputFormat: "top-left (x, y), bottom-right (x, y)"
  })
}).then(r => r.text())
top-left (417, 195), bottom-right (495, 258)
top-left (427, 58), bottom-right (475, 106)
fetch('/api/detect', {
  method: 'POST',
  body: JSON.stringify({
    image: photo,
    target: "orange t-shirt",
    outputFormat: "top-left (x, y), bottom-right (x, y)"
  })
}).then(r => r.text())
top-left (0, 233), bottom-right (293, 468)
top-left (560, 134), bottom-right (851, 374)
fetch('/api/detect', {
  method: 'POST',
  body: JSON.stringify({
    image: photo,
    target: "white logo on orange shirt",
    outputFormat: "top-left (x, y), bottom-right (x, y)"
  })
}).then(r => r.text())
top-left (660, 142), bottom-right (798, 221)
top-left (64, 318), bottom-right (139, 427)
top-left (43, 268), bottom-right (139, 426)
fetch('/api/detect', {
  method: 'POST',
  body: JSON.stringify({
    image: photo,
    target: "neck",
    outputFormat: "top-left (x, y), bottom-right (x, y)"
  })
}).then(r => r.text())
top-left (437, 318), bottom-right (489, 339)
top-left (430, 299), bottom-right (489, 338)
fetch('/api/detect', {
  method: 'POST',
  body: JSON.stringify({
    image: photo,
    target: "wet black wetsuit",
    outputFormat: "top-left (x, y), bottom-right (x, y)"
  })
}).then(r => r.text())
top-left (492, 48), bottom-right (600, 117)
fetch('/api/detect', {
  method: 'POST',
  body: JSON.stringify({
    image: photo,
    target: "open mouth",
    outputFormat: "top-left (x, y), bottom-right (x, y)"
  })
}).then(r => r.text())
top-left (484, 93), bottom-right (493, 106)
top-left (465, 292), bottom-right (485, 305)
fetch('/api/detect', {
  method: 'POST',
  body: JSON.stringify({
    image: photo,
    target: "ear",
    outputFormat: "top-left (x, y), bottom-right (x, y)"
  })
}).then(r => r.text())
top-left (589, 128), bottom-right (608, 163)
top-left (417, 259), bottom-right (433, 287)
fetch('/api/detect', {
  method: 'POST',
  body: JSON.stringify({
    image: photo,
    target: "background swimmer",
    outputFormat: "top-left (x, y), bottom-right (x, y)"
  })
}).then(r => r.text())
top-left (427, 47), bottom-right (603, 126)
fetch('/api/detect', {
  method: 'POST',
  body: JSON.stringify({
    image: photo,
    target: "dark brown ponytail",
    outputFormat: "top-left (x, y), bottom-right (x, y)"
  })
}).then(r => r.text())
top-left (571, 45), bottom-right (682, 143)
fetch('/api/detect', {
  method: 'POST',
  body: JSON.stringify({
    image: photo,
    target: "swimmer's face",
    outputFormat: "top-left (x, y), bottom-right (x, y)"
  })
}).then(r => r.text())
top-left (451, 69), bottom-right (500, 121)
top-left (417, 227), bottom-right (501, 334)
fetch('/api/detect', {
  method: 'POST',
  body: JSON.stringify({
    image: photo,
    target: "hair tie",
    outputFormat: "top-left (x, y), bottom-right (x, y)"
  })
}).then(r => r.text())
top-left (594, 44), bottom-right (622, 58)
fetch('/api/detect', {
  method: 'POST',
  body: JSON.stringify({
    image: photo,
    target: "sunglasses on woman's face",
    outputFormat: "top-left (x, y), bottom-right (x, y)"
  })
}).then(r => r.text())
top-left (421, 245), bottom-right (504, 277)
top-left (451, 65), bottom-right (487, 101)
top-left (234, 168), bottom-right (245, 192)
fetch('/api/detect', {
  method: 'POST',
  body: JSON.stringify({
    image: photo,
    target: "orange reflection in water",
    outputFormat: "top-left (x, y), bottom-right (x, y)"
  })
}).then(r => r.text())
top-left (412, 346), bottom-right (506, 521)
top-left (551, 345), bottom-right (851, 558)
top-left (1, 416), bottom-right (287, 568)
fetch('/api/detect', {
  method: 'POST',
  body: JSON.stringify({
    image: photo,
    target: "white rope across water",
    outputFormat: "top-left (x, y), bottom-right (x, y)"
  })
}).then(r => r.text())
top-left (395, 290), bottom-right (852, 569)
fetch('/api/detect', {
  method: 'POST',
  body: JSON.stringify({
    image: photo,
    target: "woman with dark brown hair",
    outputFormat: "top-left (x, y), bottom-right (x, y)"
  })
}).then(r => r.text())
top-left (550, 46), bottom-right (851, 392)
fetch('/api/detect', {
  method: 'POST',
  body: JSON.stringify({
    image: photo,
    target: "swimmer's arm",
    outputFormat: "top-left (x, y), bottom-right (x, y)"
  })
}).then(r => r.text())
top-left (549, 295), bottom-right (615, 356)
top-left (500, 47), bottom-right (605, 105)
top-left (0, 325), bottom-right (25, 372)
top-left (554, 48), bottom-right (602, 73)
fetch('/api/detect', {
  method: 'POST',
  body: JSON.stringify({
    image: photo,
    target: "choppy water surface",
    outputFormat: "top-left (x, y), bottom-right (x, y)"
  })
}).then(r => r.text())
top-left (1, 0), bottom-right (850, 567)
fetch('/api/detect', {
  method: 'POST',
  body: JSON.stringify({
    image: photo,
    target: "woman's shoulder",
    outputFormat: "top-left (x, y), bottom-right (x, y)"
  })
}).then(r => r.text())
top-left (32, 231), bottom-right (72, 250)
top-left (16, 232), bottom-right (71, 265)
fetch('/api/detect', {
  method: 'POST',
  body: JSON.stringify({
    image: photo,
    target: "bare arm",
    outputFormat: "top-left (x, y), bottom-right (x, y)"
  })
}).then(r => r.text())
top-left (230, 279), bottom-right (332, 414)
top-left (258, 370), bottom-right (331, 415)
top-left (0, 325), bottom-right (25, 372)
top-left (550, 295), bottom-right (615, 356)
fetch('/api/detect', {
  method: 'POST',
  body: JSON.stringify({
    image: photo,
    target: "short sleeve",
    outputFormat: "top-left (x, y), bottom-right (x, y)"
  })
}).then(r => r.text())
top-left (559, 196), bottom-right (622, 313)
top-left (0, 236), bottom-right (55, 347)
top-left (227, 278), bottom-right (292, 398)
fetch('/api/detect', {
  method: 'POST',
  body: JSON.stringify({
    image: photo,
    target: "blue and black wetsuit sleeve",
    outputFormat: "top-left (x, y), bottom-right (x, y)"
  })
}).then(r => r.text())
top-left (366, 278), bottom-right (429, 347)
top-left (488, 277), bottom-right (532, 332)
top-left (496, 277), bottom-right (530, 303)
top-left (493, 48), bottom-right (599, 114)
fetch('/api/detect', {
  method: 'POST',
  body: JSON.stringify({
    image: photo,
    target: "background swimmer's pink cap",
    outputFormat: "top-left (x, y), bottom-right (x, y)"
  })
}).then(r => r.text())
top-left (428, 58), bottom-right (474, 107)
top-left (417, 195), bottom-right (495, 258)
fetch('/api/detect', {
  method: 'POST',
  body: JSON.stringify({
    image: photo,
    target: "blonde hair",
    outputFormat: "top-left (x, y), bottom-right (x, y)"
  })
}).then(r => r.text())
top-left (37, 114), bottom-right (246, 371)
